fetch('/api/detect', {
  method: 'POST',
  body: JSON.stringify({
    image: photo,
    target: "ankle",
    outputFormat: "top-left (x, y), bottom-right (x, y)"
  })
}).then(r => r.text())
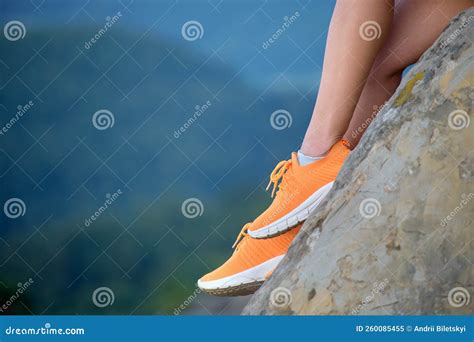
top-left (297, 150), bottom-right (325, 166)
top-left (300, 136), bottom-right (340, 157)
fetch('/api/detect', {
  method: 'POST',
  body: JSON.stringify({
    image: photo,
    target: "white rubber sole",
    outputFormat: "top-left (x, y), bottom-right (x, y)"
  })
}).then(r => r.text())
top-left (197, 255), bottom-right (284, 292)
top-left (248, 181), bottom-right (334, 239)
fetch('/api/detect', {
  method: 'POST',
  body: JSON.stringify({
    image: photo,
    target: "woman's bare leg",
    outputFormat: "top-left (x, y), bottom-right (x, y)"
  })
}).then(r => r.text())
top-left (301, 0), bottom-right (394, 157)
top-left (344, 0), bottom-right (474, 147)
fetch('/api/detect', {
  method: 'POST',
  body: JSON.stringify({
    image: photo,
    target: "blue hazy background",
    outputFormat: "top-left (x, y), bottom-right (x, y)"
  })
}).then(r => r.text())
top-left (0, 0), bottom-right (335, 314)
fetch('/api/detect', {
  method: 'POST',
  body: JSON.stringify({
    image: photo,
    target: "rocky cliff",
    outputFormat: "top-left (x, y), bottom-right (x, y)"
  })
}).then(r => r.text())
top-left (244, 8), bottom-right (473, 315)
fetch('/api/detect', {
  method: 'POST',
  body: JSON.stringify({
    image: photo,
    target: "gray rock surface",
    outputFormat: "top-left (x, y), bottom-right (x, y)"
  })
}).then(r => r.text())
top-left (244, 8), bottom-right (473, 315)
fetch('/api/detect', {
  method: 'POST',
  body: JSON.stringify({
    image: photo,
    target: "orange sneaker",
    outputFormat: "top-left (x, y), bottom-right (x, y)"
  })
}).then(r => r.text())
top-left (197, 224), bottom-right (301, 296)
top-left (248, 141), bottom-right (350, 239)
